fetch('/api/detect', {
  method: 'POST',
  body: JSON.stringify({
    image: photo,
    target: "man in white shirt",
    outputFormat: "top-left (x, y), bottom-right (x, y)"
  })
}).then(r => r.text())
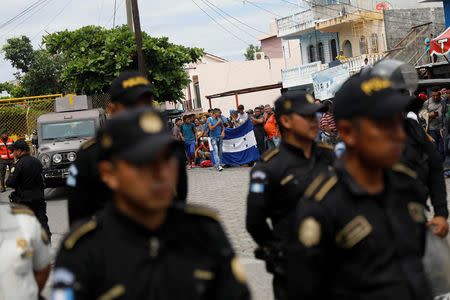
top-left (237, 105), bottom-right (248, 124)
top-left (0, 203), bottom-right (51, 300)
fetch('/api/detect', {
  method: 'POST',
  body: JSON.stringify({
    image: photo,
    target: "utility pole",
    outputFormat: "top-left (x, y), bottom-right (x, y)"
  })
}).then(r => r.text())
top-left (130, 0), bottom-right (147, 75)
top-left (126, 0), bottom-right (133, 32)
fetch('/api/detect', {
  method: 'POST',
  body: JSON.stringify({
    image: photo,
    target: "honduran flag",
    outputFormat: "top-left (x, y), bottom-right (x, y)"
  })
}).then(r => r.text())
top-left (209, 118), bottom-right (260, 165)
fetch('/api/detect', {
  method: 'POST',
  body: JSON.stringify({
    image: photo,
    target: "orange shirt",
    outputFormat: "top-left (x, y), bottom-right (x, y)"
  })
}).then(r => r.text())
top-left (264, 113), bottom-right (280, 139)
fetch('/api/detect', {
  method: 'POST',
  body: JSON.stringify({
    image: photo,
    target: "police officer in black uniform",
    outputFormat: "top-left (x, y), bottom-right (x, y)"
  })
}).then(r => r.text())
top-left (402, 96), bottom-right (449, 237)
top-left (288, 73), bottom-right (433, 300)
top-left (6, 139), bottom-right (51, 238)
top-left (53, 107), bottom-right (250, 300)
top-left (246, 91), bottom-right (334, 300)
top-left (67, 71), bottom-right (187, 226)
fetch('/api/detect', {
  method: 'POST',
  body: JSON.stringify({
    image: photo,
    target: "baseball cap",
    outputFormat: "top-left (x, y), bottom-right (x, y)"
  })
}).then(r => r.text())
top-left (98, 107), bottom-right (181, 164)
top-left (275, 90), bottom-right (327, 117)
top-left (334, 73), bottom-right (413, 121)
top-left (109, 71), bottom-right (155, 105)
top-left (9, 139), bottom-right (29, 152)
top-left (246, 109), bottom-right (254, 114)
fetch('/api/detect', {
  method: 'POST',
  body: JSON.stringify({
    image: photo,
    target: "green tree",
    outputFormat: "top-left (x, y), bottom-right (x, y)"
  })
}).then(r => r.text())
top-left (244, 44), bottom-right (262, 61)
top-left (2, 36), bottom-right (62, 97)
top-left (20, 50), bottom-right (64, 96)
top-left (43, 25), bottom-right (204, 103)
top-left (2, 36), bottom-right (35, 73)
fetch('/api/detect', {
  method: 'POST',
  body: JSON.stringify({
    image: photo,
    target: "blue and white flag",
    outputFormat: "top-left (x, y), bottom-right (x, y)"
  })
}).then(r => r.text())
top-left (221, 119), bottom-right (260, 165)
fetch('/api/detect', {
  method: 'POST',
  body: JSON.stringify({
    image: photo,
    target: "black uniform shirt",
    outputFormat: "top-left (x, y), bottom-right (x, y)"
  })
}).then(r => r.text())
top-left (246, 141), bottom-right (335, 247)
top-left (67, 139), bottom-right (187, 225)
top-left (6, 154), bottom-right (44, 194)
top-left (288, 160), bottom-right (432, 300)
top-left (402, 118), bottom-right (448, 218)
top-left (53, 204), bottom-right (250, 300)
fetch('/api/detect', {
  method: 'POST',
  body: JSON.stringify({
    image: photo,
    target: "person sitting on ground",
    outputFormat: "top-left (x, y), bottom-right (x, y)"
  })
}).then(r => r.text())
top-left (195, 138), bottom-right (211, 163)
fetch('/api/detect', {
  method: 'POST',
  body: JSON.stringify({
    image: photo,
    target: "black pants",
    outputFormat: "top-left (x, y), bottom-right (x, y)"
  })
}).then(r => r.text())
top-left (0, 159), bottom-right (13, 188)
top-left (273, 275), bottom-right (287, 300)
top-left (254, 131), bottom-right (266, 155)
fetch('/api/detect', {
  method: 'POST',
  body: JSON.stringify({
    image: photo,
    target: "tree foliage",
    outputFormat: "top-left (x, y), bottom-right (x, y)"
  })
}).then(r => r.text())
top-left (2, 36), bottom-right (35, 73)
top-left (1, 36), bottom-right (62, 98)
top-left (43, 25), bottom-right (204, 103)
top-left (244, 44), bottom-right (262, 61)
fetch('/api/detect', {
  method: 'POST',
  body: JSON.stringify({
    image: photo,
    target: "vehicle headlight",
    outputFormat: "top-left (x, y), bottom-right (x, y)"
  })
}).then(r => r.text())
top-left (67, 152), bottom-right (77, 162)
top-left (53, 153), bottom-right (62, 164)
top-left (40, 154), bottom-right (51, 168)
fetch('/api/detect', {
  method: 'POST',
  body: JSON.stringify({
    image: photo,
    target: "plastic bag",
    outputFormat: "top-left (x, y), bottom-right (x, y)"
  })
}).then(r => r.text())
top-left (422, 229), bottom-right (450, 298)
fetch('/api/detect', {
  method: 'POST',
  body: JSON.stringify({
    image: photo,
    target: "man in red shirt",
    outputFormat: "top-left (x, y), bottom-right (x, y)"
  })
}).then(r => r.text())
top-left (264, 105), bottom-right (281, 149)
top-left (0, 129), bottom-right (14, 192)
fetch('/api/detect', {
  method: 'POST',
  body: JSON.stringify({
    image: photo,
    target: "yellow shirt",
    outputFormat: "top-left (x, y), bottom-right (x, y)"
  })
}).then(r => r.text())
top-left (336, 54), bottom-right (347, 61)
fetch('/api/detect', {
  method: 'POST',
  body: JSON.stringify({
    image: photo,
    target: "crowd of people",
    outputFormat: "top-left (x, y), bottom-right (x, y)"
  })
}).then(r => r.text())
top-left (171, 103), bottom-right (282, 171)
top-left (1, 62), bottom-right (450, 300)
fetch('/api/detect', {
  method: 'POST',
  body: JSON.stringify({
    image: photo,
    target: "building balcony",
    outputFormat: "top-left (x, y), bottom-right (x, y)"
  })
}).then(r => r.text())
top-left (315, 10), bottom-right (384, 32)
top-left (281, 53), bottom-right (385, 89)
top-left (281, 61), bottom-right (326, 88)
top-left (277, 4), bottom-right (354, 38)
top-left (277, 10), bottom-right (315, 38)
top-left (340, 53), bottom-right (385, 73)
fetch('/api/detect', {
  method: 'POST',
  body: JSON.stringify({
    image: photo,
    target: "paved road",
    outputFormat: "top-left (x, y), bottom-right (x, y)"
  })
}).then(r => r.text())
top-left (2, 166), bottom-right (450, 299)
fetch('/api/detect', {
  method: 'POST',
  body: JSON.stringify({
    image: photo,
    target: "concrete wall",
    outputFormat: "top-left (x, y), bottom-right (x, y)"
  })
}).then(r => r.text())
top-left (261, 36), bottom-right (283, 59)
top-left (383, 8), bottom-right (445, 64)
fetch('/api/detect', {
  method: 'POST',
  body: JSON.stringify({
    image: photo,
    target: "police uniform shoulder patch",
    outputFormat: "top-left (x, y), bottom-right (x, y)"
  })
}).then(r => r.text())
top-left (298, 217), bottom-right (321, 247)
top-left (98, 284), bottom-right (126, 300)
top-left (80, 138), bottom-right (97, 150)
top-left (10, 203), bottom-right (35, 216)
top-left (304, 171), bottom-right (338, 202)
top-left (41, 227), bottom-right (50, 245)
top-left (261, 148), bottom-right (280, 162)
top-left (317, 143), bottom-right (334, 150)
top-left (392, 163), bottom-right (418, 179)
top-left (231, 256), bottom-right (247, 283)
top-left (185, 204), bottom-right (220, 222)
top-left (64, 219), bottom-right (97, 250)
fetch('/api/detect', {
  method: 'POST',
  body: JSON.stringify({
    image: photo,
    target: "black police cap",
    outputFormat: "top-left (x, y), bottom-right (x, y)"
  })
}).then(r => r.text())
top-left (275, 90), bottom-right (326, 117)
top-left (334, 72), bottom-right (413, 121)
top-left (98, 106), bottom-right (181, 164)
top-left (9, 139), bottom-right (29, 152)
top-left (110, 71), bottom-right (155, 105)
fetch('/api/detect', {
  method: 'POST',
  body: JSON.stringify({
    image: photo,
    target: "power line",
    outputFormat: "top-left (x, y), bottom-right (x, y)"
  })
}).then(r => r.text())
top-left (243, 0), bottom-right (282, 18)
top-left (191, 0), bottom-right (252, 46)
top-left (0, 0), bottom-right (48, 31)
top-left (107, 0), bottom-right (125, 27)
top-left (31, 0), bottom-right (74, 41)
top-left (200, 0), bottom-right (259, 39)
top-left (0, 0), bottom-right (55, 41)
top-left (113, 0), bottom-right (117, 27)
top-left (202, 0), bottom-right (266, 34)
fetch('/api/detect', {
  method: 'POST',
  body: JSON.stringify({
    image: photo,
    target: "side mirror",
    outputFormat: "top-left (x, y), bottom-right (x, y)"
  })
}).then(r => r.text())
top-left (32, 137), bottom-right (38, 147)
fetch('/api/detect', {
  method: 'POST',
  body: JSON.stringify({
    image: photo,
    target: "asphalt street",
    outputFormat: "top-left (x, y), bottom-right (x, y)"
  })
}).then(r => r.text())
top-left (1, 166), bottom-right (450, 300)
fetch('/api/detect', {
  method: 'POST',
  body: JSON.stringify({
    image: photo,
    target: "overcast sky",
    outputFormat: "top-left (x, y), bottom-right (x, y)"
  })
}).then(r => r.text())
top-left (0, 0), bottom-right (309, 83)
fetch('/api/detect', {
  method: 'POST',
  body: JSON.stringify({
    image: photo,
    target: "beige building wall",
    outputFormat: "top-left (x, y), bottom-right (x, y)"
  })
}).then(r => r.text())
top-left (333, 18), bottom-right (386, 57)
top-left (195, 59), bottom-right (284, 116)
